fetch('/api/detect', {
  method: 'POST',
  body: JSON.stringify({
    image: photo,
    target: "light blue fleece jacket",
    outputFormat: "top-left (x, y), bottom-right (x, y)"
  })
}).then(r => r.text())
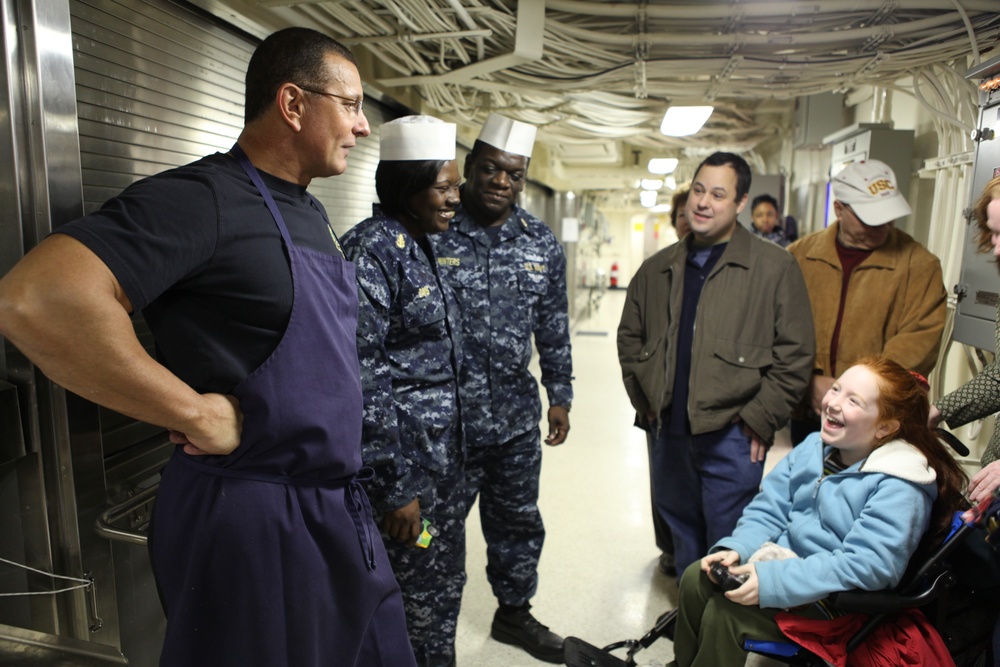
top-left (713, 432), bottom-right (937, 609)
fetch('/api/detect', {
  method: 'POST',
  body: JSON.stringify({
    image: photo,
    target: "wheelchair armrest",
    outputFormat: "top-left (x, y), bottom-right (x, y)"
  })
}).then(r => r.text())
top-left (826, 571), bottom-right (956, 613)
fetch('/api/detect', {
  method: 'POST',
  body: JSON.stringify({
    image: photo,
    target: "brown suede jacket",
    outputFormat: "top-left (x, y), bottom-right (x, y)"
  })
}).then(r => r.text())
top-left (617, 224), bottom-right (815, 444)
top-left (788, 222), bottom-right (946, 378)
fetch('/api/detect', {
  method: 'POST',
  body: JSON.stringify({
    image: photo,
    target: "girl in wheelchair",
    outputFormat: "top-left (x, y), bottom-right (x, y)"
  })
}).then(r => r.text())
top-left (670, 356), bottom-right (968, 667)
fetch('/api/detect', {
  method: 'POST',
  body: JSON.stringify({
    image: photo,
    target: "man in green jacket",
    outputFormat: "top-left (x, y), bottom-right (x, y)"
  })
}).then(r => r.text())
top-left (617, 152), bottom-right (815, 571)
top-left (788, 159), bottom-right (946, 444)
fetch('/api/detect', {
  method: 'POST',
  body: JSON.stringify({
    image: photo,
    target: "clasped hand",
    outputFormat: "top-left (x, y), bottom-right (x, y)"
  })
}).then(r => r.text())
top-left (701, 550), bottom-right (760, 606)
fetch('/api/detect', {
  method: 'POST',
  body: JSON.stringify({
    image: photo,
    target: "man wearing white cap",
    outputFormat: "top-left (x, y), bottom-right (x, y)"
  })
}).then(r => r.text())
top-left (341, 115), bottom-right (465, 667)
top-left (432, 113), bottom-right (572, 663)
top-left (788, 159), bottom-right (947, 442)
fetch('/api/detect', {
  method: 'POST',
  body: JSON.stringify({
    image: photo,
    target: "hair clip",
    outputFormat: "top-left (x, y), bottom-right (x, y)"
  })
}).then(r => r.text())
top-left (909, 370), bottom-right (929, 391)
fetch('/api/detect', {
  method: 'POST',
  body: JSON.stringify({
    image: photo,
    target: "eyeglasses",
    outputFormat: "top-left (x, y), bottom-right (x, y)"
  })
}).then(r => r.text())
top-left (298, 85), bottom-right (364, 116)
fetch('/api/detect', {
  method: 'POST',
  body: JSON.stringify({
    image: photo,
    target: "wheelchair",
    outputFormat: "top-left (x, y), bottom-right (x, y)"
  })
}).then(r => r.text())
top-left (564, 430), bottom-right (1000, 667)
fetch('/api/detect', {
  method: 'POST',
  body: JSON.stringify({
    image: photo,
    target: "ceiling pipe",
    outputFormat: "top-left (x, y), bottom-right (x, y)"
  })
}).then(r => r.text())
top-left (553, 13), bottom-right (988, 49)
top-left (340, 28), bottom-right (492, 45)
top-left (546, 0), bottom-right (998, 19)
top-left (443, 0), bottom-right (485, 60)
top-left (947, 0), bottom-right (981, 64)
top-left (377, 0), bottom-right (544, 87)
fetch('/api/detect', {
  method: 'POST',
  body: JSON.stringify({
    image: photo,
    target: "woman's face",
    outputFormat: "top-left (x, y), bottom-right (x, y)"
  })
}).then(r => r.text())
top-left (820, 365), bottom-right (894, 465)
top-left (986, 198), bottom-right (1000, 258)
top-left (405, 160), bottom-right (461, 236)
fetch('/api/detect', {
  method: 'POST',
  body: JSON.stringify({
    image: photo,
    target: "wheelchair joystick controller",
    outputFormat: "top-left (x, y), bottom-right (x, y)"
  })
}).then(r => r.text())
top-left (709, 562), bottom-right (748, 592)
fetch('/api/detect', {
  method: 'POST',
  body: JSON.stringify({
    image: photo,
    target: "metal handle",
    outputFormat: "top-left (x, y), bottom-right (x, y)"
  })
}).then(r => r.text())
top-left (94, 484), bottom-right (158, 546)
top-left (84, 572), bottom-right (102, 634)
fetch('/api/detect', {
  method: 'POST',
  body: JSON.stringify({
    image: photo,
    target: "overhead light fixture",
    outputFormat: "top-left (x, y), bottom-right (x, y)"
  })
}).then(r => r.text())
top-left (665, 176), bottom-right (677, 190)
top-left (650, 204), bottom-right (671, 213)
top-left (641, 179), bottom-right (664, 190)
top-left (660, 105), bottom-right (714, 137)
top-left (640, 191), bottom-right (658, 208)
top-left (648, 158), bottom-right (679, 174)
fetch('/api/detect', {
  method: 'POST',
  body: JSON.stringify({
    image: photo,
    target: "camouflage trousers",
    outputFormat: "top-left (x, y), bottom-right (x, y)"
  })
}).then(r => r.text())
top-left (381, 443), bottom-right (467, 667)
top-left (465, 426), bottom-right (545, 607)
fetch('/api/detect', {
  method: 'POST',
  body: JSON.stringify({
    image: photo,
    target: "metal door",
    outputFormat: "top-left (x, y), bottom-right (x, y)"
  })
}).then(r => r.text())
top-left (953, 55), bottom-right (1000, 351)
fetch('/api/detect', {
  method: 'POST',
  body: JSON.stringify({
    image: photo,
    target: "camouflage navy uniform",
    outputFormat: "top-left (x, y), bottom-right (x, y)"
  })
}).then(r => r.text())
top-left (432, 202), bottom-right (572, 608)
top-left (342, 207), bottom-right (465, 667)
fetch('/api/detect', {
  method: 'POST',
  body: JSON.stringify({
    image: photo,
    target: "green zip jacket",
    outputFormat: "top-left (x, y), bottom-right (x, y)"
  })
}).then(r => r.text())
top-left (617, 224), bottom-right (815, 443)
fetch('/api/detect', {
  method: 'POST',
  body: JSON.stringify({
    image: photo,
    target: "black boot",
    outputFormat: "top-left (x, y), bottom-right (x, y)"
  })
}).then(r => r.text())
top-left (658, 551), bottom-right (677, 577)
top-left (491, 603), bottom-right (564, 664)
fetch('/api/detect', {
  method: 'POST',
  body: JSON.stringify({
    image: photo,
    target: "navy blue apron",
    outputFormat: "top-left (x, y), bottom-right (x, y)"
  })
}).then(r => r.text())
top-left (149, 146), bottom-right (415, 667)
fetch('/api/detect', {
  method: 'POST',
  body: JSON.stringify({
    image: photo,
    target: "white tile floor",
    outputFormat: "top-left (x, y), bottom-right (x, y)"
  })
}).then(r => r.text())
top-left (454, 288), bottom-right (792, 666)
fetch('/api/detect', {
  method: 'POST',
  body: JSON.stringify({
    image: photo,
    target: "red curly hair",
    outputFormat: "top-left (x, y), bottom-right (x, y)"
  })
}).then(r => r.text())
top-left (856, 356), bottom-right (968, 548)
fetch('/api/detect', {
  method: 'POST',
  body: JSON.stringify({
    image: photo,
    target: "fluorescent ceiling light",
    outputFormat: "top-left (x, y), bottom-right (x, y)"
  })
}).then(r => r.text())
top-left (660, 105), bottom-right (714, 137)
top-left (664, 176), bottom-right (677, 190)
top-left (640, 190), bottom-right (658, 207)
top-left (650, 204), bottom-right (671, 213)
top-left (648, 158), bottom-right (679, 174)
top-left (641, 179), bottom-right (664, 190)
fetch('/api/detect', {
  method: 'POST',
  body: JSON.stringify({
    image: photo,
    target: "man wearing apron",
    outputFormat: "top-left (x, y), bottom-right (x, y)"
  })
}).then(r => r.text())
top-left (0, 28), bottom-right (415, 666)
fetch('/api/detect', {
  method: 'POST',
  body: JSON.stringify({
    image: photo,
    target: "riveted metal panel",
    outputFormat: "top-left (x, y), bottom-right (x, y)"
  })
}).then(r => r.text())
top-left (71, 0), bottom-right (387, 232)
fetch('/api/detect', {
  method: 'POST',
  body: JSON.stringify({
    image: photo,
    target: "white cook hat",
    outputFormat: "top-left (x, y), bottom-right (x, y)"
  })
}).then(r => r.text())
top-left (380, 115), bottom-right (456, 161)
top-left (477, 113), bottom-right (536, 158)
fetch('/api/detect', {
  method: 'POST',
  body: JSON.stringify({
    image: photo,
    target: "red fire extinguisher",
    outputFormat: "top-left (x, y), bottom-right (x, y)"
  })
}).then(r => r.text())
top-left (610, 262), bottom-right (619, 288)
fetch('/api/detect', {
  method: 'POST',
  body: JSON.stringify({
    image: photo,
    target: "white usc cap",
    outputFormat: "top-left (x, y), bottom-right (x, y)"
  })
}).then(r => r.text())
top-left (380, 115), bottom-right (456, 161)
top-left (477, 113), bottom-right (537, 158)
top-left (831, 159), bottom-right (911, 226)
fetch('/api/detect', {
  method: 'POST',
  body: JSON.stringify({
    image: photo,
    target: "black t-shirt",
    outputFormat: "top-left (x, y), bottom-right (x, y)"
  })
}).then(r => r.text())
top-left (58, 152), bottom-right (340, 393)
